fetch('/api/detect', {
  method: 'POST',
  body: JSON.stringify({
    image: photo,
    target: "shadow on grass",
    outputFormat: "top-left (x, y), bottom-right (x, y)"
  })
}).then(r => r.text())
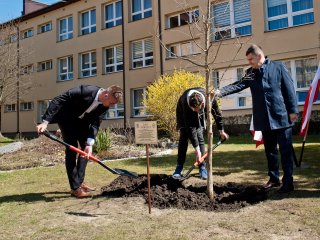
top-left (0, 191), bottom-right (70, 204)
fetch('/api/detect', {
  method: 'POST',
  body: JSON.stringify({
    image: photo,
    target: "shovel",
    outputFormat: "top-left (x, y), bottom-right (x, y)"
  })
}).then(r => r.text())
top-left (42, 130), bottom-right (138, 178)
top-left (178, 139), bottom-right (226, 181)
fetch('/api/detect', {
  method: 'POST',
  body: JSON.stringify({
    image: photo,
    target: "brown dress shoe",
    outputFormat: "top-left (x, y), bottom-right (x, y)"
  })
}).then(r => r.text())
top-left (263, 180), bottom-right (281, 189)
top-left (80, 183), bottom-right (96, 192)
top-left (71, 187), bottom-right (91, 198)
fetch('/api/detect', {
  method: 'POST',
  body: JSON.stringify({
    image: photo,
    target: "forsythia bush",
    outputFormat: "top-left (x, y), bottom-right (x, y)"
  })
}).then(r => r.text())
top-left (144, 70), bottom-right (205, 141)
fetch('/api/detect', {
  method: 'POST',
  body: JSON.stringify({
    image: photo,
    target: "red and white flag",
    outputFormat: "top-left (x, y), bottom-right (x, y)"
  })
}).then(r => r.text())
top-left (250, 116), bottom-right (264, 148)
top-left (300, 63), bottom-right (320, 137)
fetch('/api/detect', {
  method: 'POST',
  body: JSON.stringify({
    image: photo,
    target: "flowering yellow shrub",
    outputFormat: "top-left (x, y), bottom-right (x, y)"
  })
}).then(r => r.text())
top-left (144, 70), bottom-right (205, 140)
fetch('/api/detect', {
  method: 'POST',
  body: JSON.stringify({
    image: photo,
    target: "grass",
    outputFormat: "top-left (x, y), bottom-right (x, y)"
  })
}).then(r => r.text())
top-left (0, 136), bottom-right (14, 147)
top-left (0, 135), bottom-right (319, 240)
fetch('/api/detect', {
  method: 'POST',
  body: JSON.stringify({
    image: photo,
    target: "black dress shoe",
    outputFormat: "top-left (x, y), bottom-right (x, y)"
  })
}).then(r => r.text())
top-left (263, 180), bottom-right (281, 189)
top-left (278, 184), bottom-right (294, 193)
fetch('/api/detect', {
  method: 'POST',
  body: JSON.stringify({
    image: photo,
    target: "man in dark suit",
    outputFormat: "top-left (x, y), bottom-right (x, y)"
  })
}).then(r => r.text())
top-left (36, 85), bottom-right (123, 198)
top-left (173, 87), bottom-right (229, 180)
top-left (214, 45), bottom-right (298, 193)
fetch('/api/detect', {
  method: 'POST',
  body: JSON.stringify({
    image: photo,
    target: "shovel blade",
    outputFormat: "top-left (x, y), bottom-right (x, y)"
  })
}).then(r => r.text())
top-left (114, 168), bottom-right (139, 178)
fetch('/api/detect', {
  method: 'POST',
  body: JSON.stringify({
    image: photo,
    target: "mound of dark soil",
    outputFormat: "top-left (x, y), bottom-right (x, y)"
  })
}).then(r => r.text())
top-left (101, 174), bottom-right (268, 211)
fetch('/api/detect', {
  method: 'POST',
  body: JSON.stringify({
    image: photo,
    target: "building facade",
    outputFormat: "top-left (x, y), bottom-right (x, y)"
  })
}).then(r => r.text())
top-left (1, 0), bottom-right (319, 134)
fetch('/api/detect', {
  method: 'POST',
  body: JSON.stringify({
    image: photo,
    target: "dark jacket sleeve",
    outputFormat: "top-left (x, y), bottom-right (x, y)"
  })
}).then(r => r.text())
top-left (88, 111), bottom-right (107, 139)
top-left (211, 98), bottom-right (223, 130)
top-left (219, 70), bottom-right (251, 96)
top-left (280, 63), bottom-right (298, 114)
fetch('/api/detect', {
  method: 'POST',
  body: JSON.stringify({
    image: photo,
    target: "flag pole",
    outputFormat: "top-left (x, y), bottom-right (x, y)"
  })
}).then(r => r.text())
top-left (299, 120), bottom-right (310, 167)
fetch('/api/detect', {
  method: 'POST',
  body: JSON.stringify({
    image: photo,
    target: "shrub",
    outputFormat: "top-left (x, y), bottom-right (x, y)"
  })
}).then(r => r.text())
top-left (93, 128), bottom-right (112, 153)
top-left (144, 70), bottom-right (205, 141)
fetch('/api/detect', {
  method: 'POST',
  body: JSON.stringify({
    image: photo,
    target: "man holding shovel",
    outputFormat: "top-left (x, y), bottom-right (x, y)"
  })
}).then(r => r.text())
top-left (172, 87), bottom-right (229, 180)
top-left (36, 85), bottom-right (122, 198)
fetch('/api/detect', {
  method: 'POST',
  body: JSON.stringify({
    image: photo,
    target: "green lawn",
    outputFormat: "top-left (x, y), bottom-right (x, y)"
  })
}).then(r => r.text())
top-left (0, 135), bottom-right (319, 240)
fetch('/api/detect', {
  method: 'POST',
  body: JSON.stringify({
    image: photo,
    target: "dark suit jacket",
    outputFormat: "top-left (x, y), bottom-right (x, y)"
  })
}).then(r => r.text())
top-left (220, 59), bottom-right (298, 131)
top-left (42, 85), bottom-right (109, 139)
top-left (176, 87), bottom-right (224, 147)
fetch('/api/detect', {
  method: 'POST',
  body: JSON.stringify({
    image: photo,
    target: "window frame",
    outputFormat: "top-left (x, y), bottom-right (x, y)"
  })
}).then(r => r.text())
top-left (21, 28), bottom-right (33, 39)
top-left (132, 88), bottom-right (148, 117)
top-left (105, 103), bottom-right (124, 119)
top-left (166, 41), bottom-right (201, 58)
top-left (265, 0), bottom-right (314, 31)
top-left (58, 16), bottom-right (73, 41)
top-left (37, 100), bottom-right (51, 123)
top-left (20, 102), bottom-right (34, 111)
top-left (167, 9), bottom-right (199, 28)
top-left (80, 51), bottom-right (97, 78)
top-left (80, 9), bottom-right (96, 35)
top-left (58, 56), bottom-right (74, 81)
top-left (212, 0), bottom-right (252, 41)
top-left (105, 45), bottom-right (124, 74)
top-left (5, 104), bottom-right (16, 112)
top-left (131, 38), bottom-right (153, 69)
top-left (38, 22), bottom-right (52, 34)
top-left (131, 0), bottom-right (152, 21)
top-left (104, 1), bottom-right (123, 29)
top-left (38, 60), bottom-right (52, 72)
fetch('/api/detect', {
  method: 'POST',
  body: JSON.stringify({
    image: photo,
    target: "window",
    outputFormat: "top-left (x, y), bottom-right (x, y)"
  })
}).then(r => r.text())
top-left (266, 0), bottom-right (314, 31)
top-left (131, 0), bottom-right (152, 21)
top-left (21, 29), bottom-right (33, 39)
top-left (80, 9), bottom-right (96, 35)
top-left (80, 51), bottom-right (96, 77)
top-left (167, 41), bottom-right (201, 58)
top-left (168, 9), bottom-right (199, 28)
top-left (237, 68), bottom-right (244, 81)
top-left (5, 104), bottom-right (16, 112)
top-left (20, 102), bottom-right (33, 111)
top-left (105, 1), bottom-right (122, 28)
top-left (39, 22), bottom-right (52, 33)
top-left (9, 34), bottom-right (18, 43)
top-left (212, 0), bottom-right (252, 41)
top-left (105, 103), bottom-right (124, 119)
top-left (283, 57), bottom-right (319, 103)
top-left (38, 60), bottom-right (52, 72)
top-left (59, 16), bottom-right (73, 41)
top-left (105, 45), bottom-right (123, 73)
top-left (212, 71), bottom-right (220, 89)
top-left (37, 100), bottom-right (50, 123)
top-left (21, 65), bottom-right (33, 75)
top-left (132, 88), bottom-right (147, 117)
top-left (132, 38), bottom-right (153, 69)
top-left (238, 97), bottom-right (246, 107)
top-left (58, 56), bottom-right (73, 81)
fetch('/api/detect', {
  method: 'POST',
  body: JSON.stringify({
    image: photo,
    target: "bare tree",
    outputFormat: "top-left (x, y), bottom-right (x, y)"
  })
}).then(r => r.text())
top-left (157, 0), bottom-right (251, 199)
top-left (0, 20), bottom-right (33, 137)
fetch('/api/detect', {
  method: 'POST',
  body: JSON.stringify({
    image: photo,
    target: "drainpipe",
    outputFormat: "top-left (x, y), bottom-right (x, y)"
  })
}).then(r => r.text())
top-left (157, 0), bottom-right (163, 76)
top-left (121, 0), bottom-right (127, 128)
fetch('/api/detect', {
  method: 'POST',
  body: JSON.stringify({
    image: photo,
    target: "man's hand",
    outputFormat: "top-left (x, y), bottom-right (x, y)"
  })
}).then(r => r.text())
top-left (289, 113), bottom-right (298, 122)
top-left (36, 122), bottom-right (48, 133)
top-left (84, 145), bottom-right (93, 159)
top-left (219, 130), bottom-right (229, 140)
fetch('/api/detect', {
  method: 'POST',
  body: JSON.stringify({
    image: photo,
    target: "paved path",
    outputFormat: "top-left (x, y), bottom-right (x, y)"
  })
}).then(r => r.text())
top-left (0, 142), bottom-right (23, 154)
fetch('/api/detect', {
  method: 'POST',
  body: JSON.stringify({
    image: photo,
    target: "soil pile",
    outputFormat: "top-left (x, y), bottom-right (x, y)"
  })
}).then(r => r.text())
top-left (101, 174), bottom-right (268, 211)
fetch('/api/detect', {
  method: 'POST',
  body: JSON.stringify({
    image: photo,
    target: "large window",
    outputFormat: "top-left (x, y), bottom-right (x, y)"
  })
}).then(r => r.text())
top-left (105, 1), bottom-right (122, 28)
top-left (59, 16), bottom-right (73, 41)
top-left (167, 9), bottom-right (199, 28)
top-left (131, 0), bottom-right (152, 21)
top-left (38, 60), bottom-right (52, 72)
top-left (80, 9), bottom-right (96, 35)
top-left (20, 102), bottom-right (33, 111)
top-left (283, 57), bottom-right (319, 103)
top-left (39, 22), bottom-right (52, 33)
top-left (167, 41), bottom-right (201, 58)
top-left (105, 45), bottom-right (123, 73)
top-left (80, 51), bottom-right (96, 77)
top-left (212, 0), bottom-right (252, 41)
top-left (132, 38), bottom-right (153, 69)
top-left (105, 103), bottom-right (124, 119)
top-left (266, 0), bottom-right (314, 31)
top-left (132, 88), bottom-right (147, 117)
top-left (5, 104), bottom-right (16, 112)
top-left (58, 56), bottom-right (73, 81)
